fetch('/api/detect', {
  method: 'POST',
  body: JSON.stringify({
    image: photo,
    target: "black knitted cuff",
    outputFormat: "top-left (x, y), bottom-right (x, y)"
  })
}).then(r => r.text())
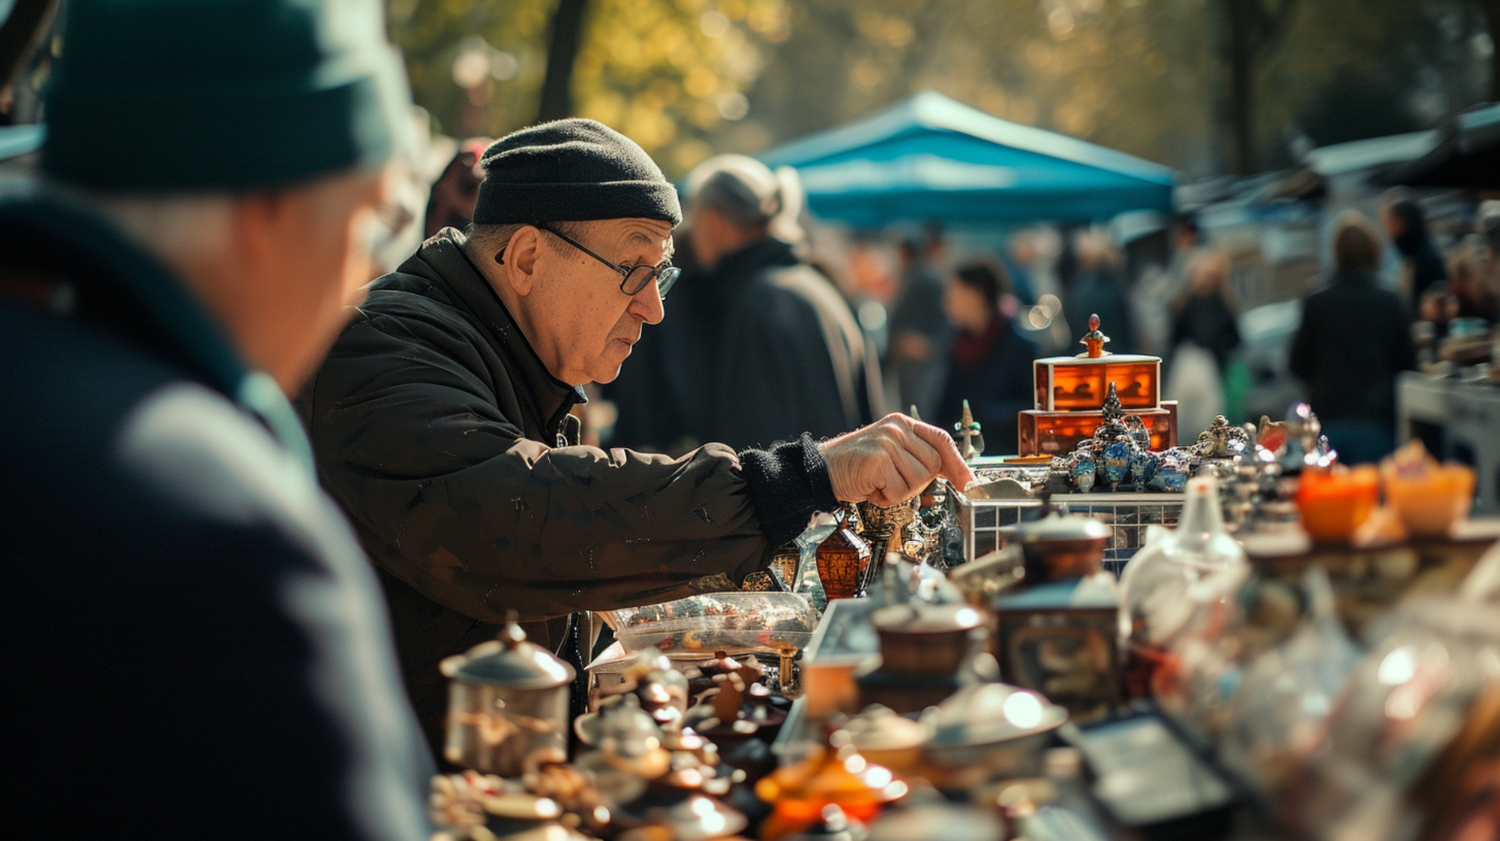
top-left (738, 433), bottom-right (839, 548)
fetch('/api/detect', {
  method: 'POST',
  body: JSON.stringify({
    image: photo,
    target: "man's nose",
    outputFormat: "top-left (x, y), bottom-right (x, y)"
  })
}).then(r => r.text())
top-left (631, 278), bottom-right (666, 325)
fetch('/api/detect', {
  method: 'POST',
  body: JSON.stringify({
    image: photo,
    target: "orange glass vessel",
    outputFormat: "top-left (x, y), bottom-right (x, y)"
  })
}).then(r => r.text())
top-left (1296, 466), bottom-right (1380, 543)
top-left (755, 740), bottom-right (906, 840)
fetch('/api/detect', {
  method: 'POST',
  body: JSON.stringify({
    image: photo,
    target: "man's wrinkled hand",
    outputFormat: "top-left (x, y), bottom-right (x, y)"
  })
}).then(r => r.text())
top-left (819, 413), bottom-right (977, 506)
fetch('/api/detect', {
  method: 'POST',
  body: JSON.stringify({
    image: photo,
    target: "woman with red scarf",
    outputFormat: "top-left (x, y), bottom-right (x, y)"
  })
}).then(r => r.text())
top-left (935, 258), bottom-right (1039, 454)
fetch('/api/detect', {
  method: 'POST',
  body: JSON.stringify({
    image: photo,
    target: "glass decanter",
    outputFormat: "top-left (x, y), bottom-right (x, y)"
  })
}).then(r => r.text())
top-left (1118, 474), bottom-right (1248, 700)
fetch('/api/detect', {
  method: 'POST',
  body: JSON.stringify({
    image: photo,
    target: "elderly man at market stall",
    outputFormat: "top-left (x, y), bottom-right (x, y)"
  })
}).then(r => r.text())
top-left (0, 0), bottom-right (433, 838)
top-left (300, 117), bottom-right (976, 755)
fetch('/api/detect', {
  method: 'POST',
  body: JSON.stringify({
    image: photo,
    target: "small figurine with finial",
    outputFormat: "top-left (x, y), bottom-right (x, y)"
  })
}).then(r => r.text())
top-left (1079, 313), bottom-right (1110, 359)
top-left (954, 399), bottom-right (985, 461)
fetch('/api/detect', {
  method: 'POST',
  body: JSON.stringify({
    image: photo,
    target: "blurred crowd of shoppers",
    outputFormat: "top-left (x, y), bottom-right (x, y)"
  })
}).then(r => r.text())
top-left (590, 181), bottom-right (1498, 465)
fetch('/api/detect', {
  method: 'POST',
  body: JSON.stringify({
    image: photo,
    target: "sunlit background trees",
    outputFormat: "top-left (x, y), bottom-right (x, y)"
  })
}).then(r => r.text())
top-left (391, 0), bottom-right (1496, 179)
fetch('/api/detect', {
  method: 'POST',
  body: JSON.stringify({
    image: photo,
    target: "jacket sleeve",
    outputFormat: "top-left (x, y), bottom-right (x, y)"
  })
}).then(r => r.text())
top-left (304, 311), bottom-right (832, 623)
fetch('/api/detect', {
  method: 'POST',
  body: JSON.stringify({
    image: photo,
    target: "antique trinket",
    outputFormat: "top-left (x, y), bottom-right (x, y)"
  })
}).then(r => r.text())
top-left (816, 519), bottom-right (873, 601)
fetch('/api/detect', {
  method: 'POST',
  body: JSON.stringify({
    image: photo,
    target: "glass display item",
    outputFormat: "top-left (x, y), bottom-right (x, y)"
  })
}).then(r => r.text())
top-left (1286, 596), bottom-right (1500, 841)
top-left (440, 618), bottom-right (575, 777)
top-left (610, 593), bottom-right (817, 659)
top-left (816, 522), bottom-right (873, 600)
top-left (1118, 475), bottom-right (1248, 699)
top-left (1215, 567), bottom-right (1359, 793)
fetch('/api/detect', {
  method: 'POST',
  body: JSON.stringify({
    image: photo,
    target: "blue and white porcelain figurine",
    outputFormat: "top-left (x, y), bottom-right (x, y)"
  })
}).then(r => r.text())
top-left (1129, 449), bottom-right (1158, 489)
top-left (1155, 458), bottom-right (1188, 492)
top-left (1102, 441), bottom-right (1131, 487)
top-left (1071, 454), bottom-right (1097, 493)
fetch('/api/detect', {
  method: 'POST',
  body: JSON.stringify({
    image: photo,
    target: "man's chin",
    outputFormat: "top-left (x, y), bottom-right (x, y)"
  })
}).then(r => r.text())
top-left (589, 346), bottom-right (633, 384)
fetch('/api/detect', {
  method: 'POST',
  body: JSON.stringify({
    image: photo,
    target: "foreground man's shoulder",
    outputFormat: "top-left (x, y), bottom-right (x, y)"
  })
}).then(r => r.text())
top-left (119, 383), bottom-right (339, 542)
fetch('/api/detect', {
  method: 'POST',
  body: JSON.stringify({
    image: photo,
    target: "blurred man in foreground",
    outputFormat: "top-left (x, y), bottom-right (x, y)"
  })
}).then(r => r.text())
top-left (301, 120), bottom-right (973, 756)
top-left (0, 1), bottom-right (431, 838)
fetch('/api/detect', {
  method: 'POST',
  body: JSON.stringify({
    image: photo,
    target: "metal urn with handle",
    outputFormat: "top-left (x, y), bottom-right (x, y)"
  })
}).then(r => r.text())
top-left (440, 616), bottom-right (575, 777)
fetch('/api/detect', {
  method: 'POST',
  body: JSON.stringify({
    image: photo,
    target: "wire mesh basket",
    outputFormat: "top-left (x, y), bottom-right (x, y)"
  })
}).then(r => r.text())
top-left (957, 491), bottom-right (1185, 576)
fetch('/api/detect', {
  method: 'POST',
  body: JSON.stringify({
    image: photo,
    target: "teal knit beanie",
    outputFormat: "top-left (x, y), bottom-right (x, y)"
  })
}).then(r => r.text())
top-left (41, 0), bottom-right (411, 193)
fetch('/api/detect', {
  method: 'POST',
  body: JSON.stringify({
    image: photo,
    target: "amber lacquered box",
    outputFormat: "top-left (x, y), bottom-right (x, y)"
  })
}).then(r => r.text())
top-left (1034, 355), bottom-right (1161, 412)
top-left (1018, 403), bottom-right (1178, 456)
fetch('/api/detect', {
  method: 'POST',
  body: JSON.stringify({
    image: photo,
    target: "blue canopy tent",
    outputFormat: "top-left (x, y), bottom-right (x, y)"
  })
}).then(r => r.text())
top-left (759, 91), bottom-right (1176, 227)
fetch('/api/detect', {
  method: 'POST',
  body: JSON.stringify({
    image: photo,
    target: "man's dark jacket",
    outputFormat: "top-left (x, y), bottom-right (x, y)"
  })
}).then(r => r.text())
top-left (1289, 269), bottom-right (1417, 427)
top-left (300, 229), bottom-right (837, 755)
top-left (0, 187), bottom-right (431, 840)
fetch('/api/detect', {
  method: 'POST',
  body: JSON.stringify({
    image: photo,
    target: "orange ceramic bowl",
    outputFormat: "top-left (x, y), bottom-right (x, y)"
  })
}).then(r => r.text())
top-left (1381, 464), bottom-right (1475, 538)
top-left (1296, 466), bottom-right (1380, 544)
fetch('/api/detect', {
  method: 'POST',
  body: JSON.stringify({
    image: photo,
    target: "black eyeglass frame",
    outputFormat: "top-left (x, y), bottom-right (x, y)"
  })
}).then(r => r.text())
top-left (496, 222), bottom-right (680, 299)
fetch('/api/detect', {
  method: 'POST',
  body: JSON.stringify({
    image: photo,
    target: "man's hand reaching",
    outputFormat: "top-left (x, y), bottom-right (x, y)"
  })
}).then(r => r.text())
top-left (819, 413), bottom-right (977, 506)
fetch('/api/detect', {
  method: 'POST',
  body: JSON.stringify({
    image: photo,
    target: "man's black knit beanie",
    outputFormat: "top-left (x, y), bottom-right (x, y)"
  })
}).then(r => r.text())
top-left (473, 118), bottom-right (681, 226)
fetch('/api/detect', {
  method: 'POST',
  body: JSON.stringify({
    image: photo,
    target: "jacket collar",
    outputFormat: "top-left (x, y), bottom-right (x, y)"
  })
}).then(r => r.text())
top-left (713, 236), bottom-right (798, 281)
top-left (405, 229), bottom-right (584, 434)
top-left (0, 180), bottom-right (313, 468)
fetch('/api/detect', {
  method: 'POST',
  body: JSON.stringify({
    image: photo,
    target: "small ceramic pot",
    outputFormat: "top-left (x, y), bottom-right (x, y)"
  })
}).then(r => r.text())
top-left (869, 603), bottom-right (985, 674)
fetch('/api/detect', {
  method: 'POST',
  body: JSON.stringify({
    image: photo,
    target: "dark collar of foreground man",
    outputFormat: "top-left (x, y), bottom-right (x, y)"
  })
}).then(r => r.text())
top-left (0, 182), bottom-right (313, 468)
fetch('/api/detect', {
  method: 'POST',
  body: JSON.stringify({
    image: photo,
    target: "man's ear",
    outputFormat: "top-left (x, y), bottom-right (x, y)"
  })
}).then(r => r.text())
top-left (232, 190), bottom-right (289, 273)
top-left (501, 225), bottom-right (542, 297)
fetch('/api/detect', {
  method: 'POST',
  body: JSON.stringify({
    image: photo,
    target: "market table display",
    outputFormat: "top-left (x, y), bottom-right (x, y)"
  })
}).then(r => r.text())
top-left (423, 317), bottom-right (1498, 841)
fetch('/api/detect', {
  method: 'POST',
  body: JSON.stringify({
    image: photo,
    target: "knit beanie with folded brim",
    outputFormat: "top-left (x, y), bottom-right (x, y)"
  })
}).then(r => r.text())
top-left (42, 0), bottom-right (412, 194)
top-left (472, 118), bottom-right (681, 227)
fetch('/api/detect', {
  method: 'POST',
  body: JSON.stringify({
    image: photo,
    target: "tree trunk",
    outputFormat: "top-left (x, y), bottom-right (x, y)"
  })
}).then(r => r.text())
top-left (1486, 0), bottom-right (1500, 101)
top-left (537, 0), bottom-right (589, 123)
top-left (1220, 0), bottom-right (1297, 176)
top-left (1224, 0), bottom-right (1256, 175)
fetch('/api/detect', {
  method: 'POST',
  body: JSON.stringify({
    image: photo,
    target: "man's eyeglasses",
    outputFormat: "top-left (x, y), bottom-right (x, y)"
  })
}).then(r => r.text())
top-left (507, 222), bottom-right (680, 299)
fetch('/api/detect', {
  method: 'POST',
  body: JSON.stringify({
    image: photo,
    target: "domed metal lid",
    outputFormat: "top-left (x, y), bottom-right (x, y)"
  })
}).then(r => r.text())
top-left (1014, 505), bottom-right (1110, 544)
top-left (925, 682), bottom-right (1068, 748)
top-left (871, 603), bottom-right (985, 635)
top-left (440, 619), bottom-right (575, 689)
top-left (845, 704), bottom-right (926, 752)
